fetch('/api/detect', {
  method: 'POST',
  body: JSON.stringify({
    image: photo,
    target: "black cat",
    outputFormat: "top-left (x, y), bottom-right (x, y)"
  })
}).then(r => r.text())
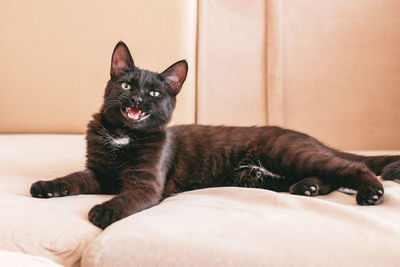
top-left (31, 41), bottom-right (400, 229)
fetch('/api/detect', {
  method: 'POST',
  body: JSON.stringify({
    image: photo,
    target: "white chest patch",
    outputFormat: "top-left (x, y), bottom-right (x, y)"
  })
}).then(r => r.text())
top-left (110, 136), bottom-right (130, 147)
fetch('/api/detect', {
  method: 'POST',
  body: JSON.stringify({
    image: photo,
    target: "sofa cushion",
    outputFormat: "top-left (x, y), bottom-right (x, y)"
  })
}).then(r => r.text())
top-left (0, 135), bottom-right (112, 267)
top-left (0, 250), bottom-right (62, 267)
top-left (82, 182), bottom-right (400, 266)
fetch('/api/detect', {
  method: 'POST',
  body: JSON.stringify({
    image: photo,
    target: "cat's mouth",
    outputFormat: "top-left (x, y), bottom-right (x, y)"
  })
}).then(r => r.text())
top-left (121, 107), bottom-right (151, 123)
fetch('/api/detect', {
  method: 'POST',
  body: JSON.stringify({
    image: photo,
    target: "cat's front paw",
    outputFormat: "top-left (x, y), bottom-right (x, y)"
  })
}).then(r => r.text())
top-left (30, 180), bottom-right (70, 198)
top-left (356, 184), bottom-right (384, 205)
top-left (88, 203), bottom-right (125, 229)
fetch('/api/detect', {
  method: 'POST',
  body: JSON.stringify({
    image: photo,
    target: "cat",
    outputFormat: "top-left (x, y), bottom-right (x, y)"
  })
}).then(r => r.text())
top-left (31, 41), bottom-right (400, 229)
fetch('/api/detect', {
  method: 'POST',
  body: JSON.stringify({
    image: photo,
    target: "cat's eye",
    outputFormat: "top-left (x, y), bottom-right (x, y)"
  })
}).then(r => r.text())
top-left (149, 90), bottom-right (160, 97)
top-left (121, 82), bottom-right (131, 90)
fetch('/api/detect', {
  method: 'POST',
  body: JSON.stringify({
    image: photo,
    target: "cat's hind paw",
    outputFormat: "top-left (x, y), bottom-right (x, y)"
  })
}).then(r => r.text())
top-left (289, 178), bottom-right (319, 197)
top-left (30, 180), bottom-right (70, 198)
top-left (356, 184), bottom-right (384, 205)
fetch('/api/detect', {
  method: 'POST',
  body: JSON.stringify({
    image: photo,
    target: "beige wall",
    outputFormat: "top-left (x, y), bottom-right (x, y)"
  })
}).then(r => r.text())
top-left (0, 0), bottom-right (197, 133)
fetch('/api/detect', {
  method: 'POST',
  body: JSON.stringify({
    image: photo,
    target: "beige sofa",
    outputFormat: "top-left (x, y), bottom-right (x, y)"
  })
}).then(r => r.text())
top-left (1, 0), bottom-right (400, 266)
top-left (1, 134), bottom-right (400, 266)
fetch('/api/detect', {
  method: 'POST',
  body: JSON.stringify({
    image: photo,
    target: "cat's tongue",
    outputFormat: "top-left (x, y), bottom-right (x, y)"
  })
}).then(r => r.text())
top-left (127, 107), bottom-right (141, 120)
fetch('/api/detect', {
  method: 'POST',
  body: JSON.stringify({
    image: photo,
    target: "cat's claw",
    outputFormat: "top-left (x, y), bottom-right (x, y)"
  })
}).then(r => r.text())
top-left (30, 180), bottom-right (70, 198)
top-left (356, 184), bottom-right (384, 205)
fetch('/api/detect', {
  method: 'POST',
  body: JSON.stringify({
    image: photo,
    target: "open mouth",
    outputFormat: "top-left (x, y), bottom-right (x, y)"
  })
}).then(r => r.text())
top-left (121, 107), bottom-right (151, 122)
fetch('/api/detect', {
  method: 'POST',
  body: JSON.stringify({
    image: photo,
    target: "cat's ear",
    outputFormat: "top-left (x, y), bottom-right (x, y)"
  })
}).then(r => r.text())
top-left (160, 60), bottom-right (188, 95)
top-left (110, 41), bottom-right (135, 78)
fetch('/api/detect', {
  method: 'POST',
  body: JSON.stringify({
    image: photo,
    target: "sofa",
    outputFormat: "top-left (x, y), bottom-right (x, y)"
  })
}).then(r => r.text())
top-left (1, 0), bottom-right (400, 266)
top-left (1, 134), bottom-right (400, 266)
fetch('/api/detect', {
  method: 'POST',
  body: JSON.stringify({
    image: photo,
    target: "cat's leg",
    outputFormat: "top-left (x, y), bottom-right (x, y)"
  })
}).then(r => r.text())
top-left (333, 150), bottom-right (400, 176)
top-left (88, 174), bottom-right (163, 229)
top-left (312, 156), bottom-right (383, 205)
top-left (30, 169), bottom-right (101, 198)
top-left (283, 152), bottom-right (384, 205)
top-left (264, 130), bottom-right (385, 205)
top-left (289, 177), bottom-right (338, 197)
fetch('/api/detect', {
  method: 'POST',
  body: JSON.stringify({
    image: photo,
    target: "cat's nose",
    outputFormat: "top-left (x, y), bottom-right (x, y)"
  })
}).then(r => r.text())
top-left (131, 96), bottom-right (143, 105)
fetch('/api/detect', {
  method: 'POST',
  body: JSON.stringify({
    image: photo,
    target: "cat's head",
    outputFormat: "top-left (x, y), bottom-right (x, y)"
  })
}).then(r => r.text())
top-left (101, 41), bottom-right (188, 132)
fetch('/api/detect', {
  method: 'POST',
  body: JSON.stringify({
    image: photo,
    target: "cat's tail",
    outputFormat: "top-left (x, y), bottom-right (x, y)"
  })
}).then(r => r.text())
top-left (334, 151), bottom-right (400, 181)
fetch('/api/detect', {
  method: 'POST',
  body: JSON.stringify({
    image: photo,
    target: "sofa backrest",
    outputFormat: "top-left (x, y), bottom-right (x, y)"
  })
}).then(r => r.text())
top-left (1, 0), bottom-right (400, 150)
